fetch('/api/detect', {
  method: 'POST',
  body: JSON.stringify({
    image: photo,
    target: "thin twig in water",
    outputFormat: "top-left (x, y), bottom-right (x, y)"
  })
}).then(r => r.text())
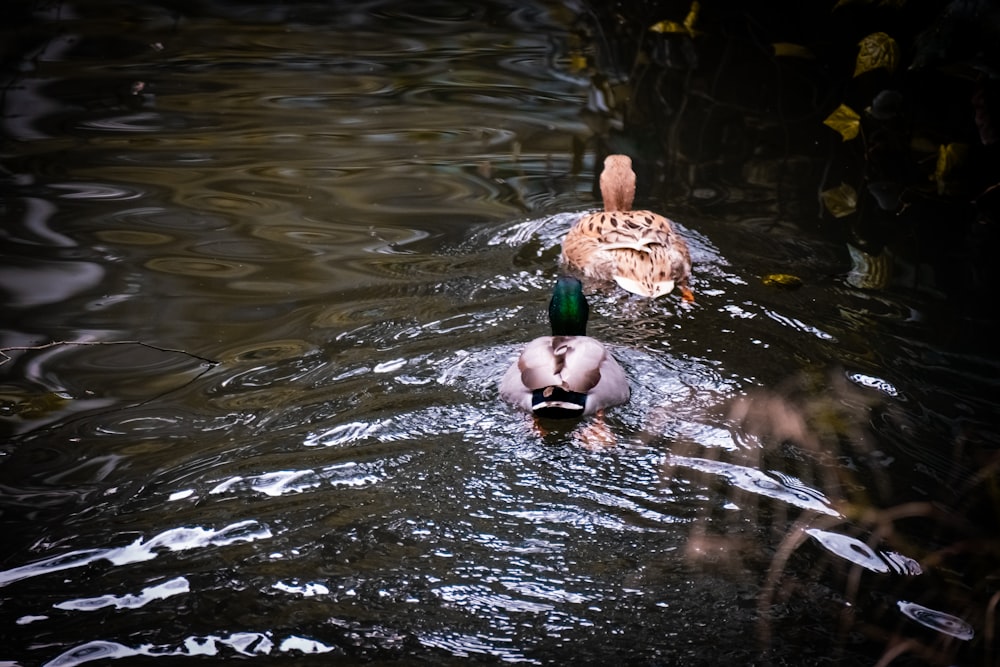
top-left (0, 340), bottom-right (220, 437)
top-left (0, 340), bottom-right (219, 367)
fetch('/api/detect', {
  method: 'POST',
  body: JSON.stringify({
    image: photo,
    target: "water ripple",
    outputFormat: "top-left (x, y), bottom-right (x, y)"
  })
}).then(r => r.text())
top-left (0, 258), bottom-right (105, 309)
top-left (763, 307), bottom-right (836, 342)
top-left (670, 455), bottom-right (841, 517)
top-left (43, 632), bottom-right (337, 666)
top-left (0, 521), bottom-right (270, 588)
top-left (76, 112), bottom-right (165, 133)
top-left (805, 528), bottom-right (921, 575)
top-left (145, 256), bottom-right (259, 278)
top-left (94, 229), bottom-right (173, 246)
top-left (104, 205), bottom-right (232, 232)
top-left (417, 631), bottom-right (539, 664)
top-left (53, 576), bottom-right (189, 612)
top-left (50, 182), bottom-right (144, 201)
top-left (896, 601), bottom-right (974, 640)
top-left (204, 462), bottom-right (385, 498)
top-left (846, 370), bottom-right (902, 398)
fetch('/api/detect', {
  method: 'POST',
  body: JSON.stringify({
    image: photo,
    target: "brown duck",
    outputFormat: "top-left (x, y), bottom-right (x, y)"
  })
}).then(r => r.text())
top-left (561, 154), bottom-right (694, 301)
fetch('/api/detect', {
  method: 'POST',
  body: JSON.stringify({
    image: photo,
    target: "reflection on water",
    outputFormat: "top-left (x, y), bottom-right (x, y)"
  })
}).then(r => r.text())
top-left (804, 528), bottom-right (921, 576)
top-left (54, 575), bottom-right (190, 611)
top-left (669, 455), bottom-right (842, 518)
top-left (897, 601), bottom-right (975, 641)
top-left (1, 0), bottom-right (997, 665)
top-left (0, 521), bottom-right (270, 588)
top-left (44, 635), bottom-right (333, 666)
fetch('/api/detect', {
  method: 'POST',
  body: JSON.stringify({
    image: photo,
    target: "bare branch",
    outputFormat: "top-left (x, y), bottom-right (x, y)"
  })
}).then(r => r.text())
top-left (0, 340), bottom-right (218, 367)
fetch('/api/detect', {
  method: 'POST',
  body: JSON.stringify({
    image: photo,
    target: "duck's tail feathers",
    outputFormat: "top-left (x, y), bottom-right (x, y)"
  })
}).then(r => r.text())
top-left (531, 386), bottom-right (587, 419)
top-left (612, 275), bottom-right (674, 298)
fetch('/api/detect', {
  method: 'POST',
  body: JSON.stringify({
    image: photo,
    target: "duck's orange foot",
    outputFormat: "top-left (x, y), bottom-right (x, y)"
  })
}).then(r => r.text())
top-left (680, 286), bottom-right (695, 303)
top-left (576, 412), bottom-right (617, 450)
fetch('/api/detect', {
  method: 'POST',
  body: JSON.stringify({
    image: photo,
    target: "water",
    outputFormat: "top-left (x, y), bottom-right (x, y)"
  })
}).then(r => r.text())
top-left (2, 2), bottom-right (997, 665)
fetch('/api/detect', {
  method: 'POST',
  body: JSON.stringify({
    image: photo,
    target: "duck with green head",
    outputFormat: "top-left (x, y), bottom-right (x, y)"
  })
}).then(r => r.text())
top-left (500, 276), bottom-right (630, 418)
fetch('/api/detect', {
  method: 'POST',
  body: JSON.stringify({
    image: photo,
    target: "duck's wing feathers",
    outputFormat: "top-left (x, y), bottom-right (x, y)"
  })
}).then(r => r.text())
top-left (596, 211), bottom-right (681, 251)
top-left (516, 335), bottom-right (608, 393)
top-left (568, 210), bottom-right (676, 247)
top-left (563, 210), bottom-right (692, 299)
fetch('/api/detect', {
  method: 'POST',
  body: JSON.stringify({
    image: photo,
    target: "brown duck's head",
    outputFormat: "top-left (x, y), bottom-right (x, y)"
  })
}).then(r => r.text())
top-left (599, 154), bottom-right (636, 212)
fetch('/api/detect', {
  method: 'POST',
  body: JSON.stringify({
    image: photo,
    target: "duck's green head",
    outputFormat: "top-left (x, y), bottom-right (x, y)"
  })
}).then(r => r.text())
top-left (548, 276), bottom-right (589, 336)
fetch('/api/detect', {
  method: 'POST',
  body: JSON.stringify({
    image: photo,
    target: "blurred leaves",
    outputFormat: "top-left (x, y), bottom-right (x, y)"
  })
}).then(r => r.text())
top-left (772, 42), bottom-right (815, 59)
top-left (823, 104), bottom-right (861, 141)
top-left (934, 142), bottom-right (968, 194)
top-left (649, 1), bottom-right (701, 37)
top-left (854, 32), bottom-right (900, 76)
top-left (821, 183), bottom-right (858, 218)
top-left (682, 1), bottom-right (700, 36)
top-left (762, 274), bottom-right (804, 289)
top-left (648, 19), bottom-right (686, 35)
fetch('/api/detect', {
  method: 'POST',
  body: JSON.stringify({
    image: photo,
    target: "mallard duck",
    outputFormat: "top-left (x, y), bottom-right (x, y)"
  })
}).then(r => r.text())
top-left (562, 154), bottom-right (694, 301)
top-left (500, 276), bottom-right (629, 418)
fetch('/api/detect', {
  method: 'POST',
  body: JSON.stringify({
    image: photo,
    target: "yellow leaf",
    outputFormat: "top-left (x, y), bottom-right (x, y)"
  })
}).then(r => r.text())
top-left (821, 183), bottom-right (858, 218)
top-left (762, 274), bottom-right (804, 289)
top-left (569, 53), bottom-right (587, 72)
top-left (934, 143), bottom-right (967, 194)
top-left (773, 42), bottom-right (815, 59)
top-left (649, 20), bottom-right (686, 34)
top-left (683, 1), bottom-right (700, 35)
top-left (854, 32), bottom-right (900, 77)
top-left (650, 1), bottom-right (701, 37)
top-left (823, 104), bottom-right (861, 141)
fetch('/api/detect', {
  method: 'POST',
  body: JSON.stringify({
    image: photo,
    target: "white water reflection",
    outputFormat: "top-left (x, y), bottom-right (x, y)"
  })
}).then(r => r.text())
top-left (0, 260), bottom-right (105, 309)
top-left (846, 371), bottom-right (901, 398)
top-left (16, 614), bottom-right (50, 625)
top-left (897, 600), bottom-right (974, 640)
top-left (435, 584), bottom-right (556, 614)
top-left (54, 576), bottom-right (189, 611)
top-left (43, 632), bottom-right (337, 667)
top-left (0, 521), bottom-right (270, 588)
top-left (206, 464), bottom-right (381, 497)
top-left (763, 309), bottom-right (836, 342)
top-left (805, 528), bottom-right (921, 575)
top-left (418, 631), bottom-right (540, 664)
top-left (272, 580), bottom-right (331, 597)
top-left (669, 455), bottom-right (842, 517)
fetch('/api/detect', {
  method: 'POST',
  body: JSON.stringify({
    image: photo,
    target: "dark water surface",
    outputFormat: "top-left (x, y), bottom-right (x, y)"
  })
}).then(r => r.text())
top-left (2, 2), bottom-right (997, 665)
